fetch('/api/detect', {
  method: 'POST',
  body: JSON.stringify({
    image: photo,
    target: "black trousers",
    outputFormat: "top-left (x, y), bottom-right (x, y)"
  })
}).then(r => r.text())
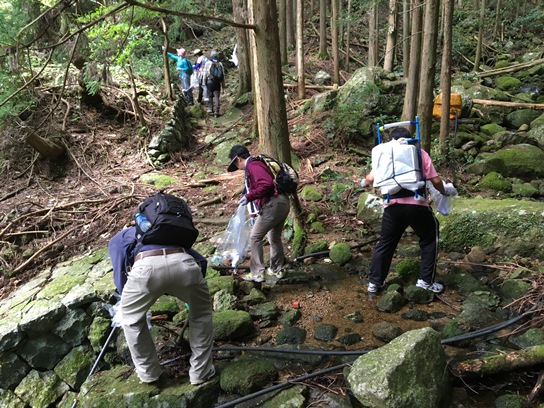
top-left (369, 204), bottom-right (439, 286)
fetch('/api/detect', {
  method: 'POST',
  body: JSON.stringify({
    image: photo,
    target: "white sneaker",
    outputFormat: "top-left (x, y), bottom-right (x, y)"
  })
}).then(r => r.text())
top-left (241, 272), bottom-right (265, 283)
top-left (416, 279), bottom-right (444, 293)
top-left (367, 282), bottom-right (385, 293)
top-left (266, 267), bottom-right (284, 279)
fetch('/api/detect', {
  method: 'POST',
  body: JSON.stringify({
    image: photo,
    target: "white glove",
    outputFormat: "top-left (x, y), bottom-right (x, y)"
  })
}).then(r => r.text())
top-left (161, 46), bottom-right (165, 51)
top-left (238, 196), bottom-right (248, 206)
top-left (360, 178), bottom-right (368, 188)
top-left (443, 182), bottom-right (458, 197)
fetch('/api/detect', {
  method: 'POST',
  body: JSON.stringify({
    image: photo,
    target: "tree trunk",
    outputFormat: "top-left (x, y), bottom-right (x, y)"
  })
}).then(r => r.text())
top-left (402, 0), bottom-right (411, 77)
top-left (402, 0), bottom-right (422, 121)
top-left (331, 0), bottom-right (340, 85)
top-left (493, 0), bottom-right (501, 38)
top-left (439, 0), bottom-right (454, 155)
top-left (160, 18), bottom-right (173, 100)
top-left (296, 0), bottom-right (305, 99)
top-left (416, 0), bottom-right (439, 152)
top-left (233, 0), bottom-right (252, 95)
top-left (286, 0), bottom-right (295, 51)
top-left (24, 127), bottom-right (65, 158)
top-left (367, 1), bottom-right (379, 67)
top-left (247, 0), bottom-right (291, 163)
top-left (344, 0), bottom-right (352, 71)
top-left (473, 0), bottom-right (486, 72)
top-left (383, 0), bottom-right (397, 72)
top-left (449, 345), bottom-right (544, 379)
top-left (279, 0), bottom-right (288, 65)
top-left (318, 0), bottom-right (328, 59)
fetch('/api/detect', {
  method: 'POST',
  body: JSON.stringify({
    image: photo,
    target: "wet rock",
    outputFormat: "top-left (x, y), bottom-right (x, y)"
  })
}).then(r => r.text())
top-left (371, 322), bottom-right (403, 343)
top-left (314, 324), bottom-right (338, 342)
top-left (18, 333), bottom-right (72, 370)
top-left (243, 288), bottom-right (267, 306)
top-left (249, 302), bottom-right (279, 321)
top-left (276, 327), bottom-right (307, 345)
top-left (508, 328), bottom-right (544, 349)
top-left (279, 309), bottom-right (302, 327)
top-left (401, 309), bottom-right (429, 321)
top-left (405, 285), bottom-right (435, 304)
top-left (219, 357), bottom-right (277, 395)
top-left (0, 352), bottom-right (31, 390)
top-left (213, 310), bottom-right (254, 341)
top-left (337, 333), bottom-right (362, 346)
top-left (377, 291), bottom-right (406, 313)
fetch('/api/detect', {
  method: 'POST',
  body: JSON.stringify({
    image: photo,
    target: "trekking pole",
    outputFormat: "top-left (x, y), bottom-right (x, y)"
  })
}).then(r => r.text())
top-left (71, 326), bottom-right (120, 408)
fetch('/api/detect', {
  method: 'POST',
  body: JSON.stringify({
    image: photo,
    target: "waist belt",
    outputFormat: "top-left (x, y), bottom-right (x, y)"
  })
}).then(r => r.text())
top-left (135, 247), bottom-right (186, 262)
top-left (389, 187), bottom-right (426, 199)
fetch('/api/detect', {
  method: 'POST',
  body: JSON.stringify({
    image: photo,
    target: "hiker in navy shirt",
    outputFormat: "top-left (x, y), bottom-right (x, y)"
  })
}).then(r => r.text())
top-left (108, 226), bottom-right (215, 385)
top-left (203, 50), bottom-right (225, 117)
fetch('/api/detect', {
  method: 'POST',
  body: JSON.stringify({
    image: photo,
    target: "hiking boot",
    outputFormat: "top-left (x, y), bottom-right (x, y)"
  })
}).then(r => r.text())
top-left (416, 279), bottom-right (444, 293)
top-left (266, 267), bottom-right (284, 279)
top-left (190, 365), bottom-right (216, 386)
top-left (367, 282), bottom-right (385, 293)
top-left (241, 272), bottom-right (264, 283)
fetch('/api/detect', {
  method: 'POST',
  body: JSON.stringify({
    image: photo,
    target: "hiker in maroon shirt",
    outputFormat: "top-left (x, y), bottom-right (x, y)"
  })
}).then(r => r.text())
top-left (227, 145), bottom-right (290, 282)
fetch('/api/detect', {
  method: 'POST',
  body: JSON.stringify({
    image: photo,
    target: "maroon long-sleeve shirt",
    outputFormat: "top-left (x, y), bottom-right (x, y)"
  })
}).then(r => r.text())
top-left (244, 157), bottom-right (276, 211)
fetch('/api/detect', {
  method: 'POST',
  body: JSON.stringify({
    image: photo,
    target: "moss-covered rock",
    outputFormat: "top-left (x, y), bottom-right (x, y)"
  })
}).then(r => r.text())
top-left (212, 310), bottom-right (254, 341)
top-left (304, 241), bottom-right (329, 255)
top-left (138, 173), bottom-right (178, 189)
top-left (480, 123), bottom-right (506, 136)
top-left (477, 171), bottom-right (512, 192)
top-left (328, 242), bottom-right (352, 266)
top-left (506, 109), bottom-right (542, 129)
top-left (494, 75), bottom-right (521, 91)
top-left (300, 186), bottom-right (323, 202)
top-left (219, 357), bottom-right (277, 395)
top-left (395, 259), bottom-right (420, 283)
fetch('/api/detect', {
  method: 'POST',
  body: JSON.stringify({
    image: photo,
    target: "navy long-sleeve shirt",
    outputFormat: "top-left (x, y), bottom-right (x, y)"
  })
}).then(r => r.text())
top-left (108, 226), bottom-right (207, 294)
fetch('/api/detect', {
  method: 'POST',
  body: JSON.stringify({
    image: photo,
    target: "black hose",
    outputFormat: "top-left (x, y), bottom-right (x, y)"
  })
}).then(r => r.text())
top-left (214, 362), bottom-right (353, 408)
top-left (213, 345), bottom-right (370, 356)
top-left (440, 307), bottom-right (538, 345)
top-left (292, 237), bottom-right (380, 263)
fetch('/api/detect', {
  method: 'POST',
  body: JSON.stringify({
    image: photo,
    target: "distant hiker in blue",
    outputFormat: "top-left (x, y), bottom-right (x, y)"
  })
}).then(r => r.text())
top-left (164, 47), bottom-right (194, 105)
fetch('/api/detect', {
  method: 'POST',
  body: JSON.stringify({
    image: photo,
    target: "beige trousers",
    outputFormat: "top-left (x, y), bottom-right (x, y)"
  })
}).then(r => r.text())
top-left (121, 251), bottom-right (214, 383)
top-left (250, 194), bottom-right (291, 276)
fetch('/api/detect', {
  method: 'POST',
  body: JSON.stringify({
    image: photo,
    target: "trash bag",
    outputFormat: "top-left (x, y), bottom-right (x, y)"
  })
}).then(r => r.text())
top-left (190, 71), bottom-right (199, 90)
top-left (211, 205), bottom-right (252, 268)
top-left (427, 181), bottom-right (457, 215)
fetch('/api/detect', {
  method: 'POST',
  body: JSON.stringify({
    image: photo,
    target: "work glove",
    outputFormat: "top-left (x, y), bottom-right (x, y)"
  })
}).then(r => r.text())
top-left (161, 46), bottom-right (165, 51)
top-left (238, 196), bottom-right (248, 206)
top-left (443, 182), bottom-right (458, 197)
top-left (360, 178), bottom-right (368, 188)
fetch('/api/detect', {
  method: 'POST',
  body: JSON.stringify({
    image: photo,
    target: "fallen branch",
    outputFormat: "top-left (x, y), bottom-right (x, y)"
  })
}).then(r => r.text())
top-left (476, 58), bottom-right (544, 78)
top-left (195, 196), bottom-right (224, 207)
top-left (472, 99), bottom-right (544, 110)
top-left (449, 345), bottom-right (544, 379)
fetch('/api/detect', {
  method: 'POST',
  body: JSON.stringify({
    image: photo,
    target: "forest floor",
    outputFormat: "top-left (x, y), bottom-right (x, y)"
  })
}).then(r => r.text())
top-left (1, 56), bottom-right (543, 406)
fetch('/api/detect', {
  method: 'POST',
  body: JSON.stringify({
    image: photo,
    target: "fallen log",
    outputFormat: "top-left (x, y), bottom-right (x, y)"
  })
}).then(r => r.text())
top-left (449, 345), bottom-right (544, 379)
top-left (476, 58), bottom-right (544, 78)
top-left (472, 99), bottom-right (544, 110)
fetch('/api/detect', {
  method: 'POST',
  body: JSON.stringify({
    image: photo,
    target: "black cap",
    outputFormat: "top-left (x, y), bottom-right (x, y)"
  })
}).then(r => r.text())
top-left (227, 145), bottom-right (249, 172)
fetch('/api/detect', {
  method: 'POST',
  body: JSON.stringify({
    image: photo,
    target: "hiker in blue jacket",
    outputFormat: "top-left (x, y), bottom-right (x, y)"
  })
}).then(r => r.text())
top-left (164, 47), bottom-right (194, 105)
top-left (108, 226), bottom-right (215, 385)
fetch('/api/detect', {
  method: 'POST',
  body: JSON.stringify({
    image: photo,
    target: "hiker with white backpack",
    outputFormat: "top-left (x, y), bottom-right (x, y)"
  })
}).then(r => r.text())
top-left (192, 49), bottom-right (209, 104)
top-left (360, 126), bottom-right (457, 295)
top-left (203, 50), bottom-right (225, 117)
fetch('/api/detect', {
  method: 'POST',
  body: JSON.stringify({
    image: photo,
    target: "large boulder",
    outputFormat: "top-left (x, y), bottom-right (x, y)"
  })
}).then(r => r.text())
top-left (333, 67), bottom-right (405, 141)
top-left (466, 144), bottom-right (544, 178)
top-left (346, 327), bottom-right (450, 408)
top-left (439, 197), bottom-right (544, 259)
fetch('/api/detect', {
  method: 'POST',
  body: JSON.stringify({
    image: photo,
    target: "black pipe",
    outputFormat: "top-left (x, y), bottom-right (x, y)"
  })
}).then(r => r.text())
top-left (213, 345), bottom-right (370, 356)
top-left (292, 237), bottom-right (380, 263)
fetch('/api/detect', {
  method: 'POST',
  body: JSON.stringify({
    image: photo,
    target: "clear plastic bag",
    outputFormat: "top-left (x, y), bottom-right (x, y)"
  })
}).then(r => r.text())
top-left (427, 181), bottom-right (457, 215)
top-left (190, 72), bottom-right (199, 90)
top-left (211, 205), bottom-right (252, 268)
